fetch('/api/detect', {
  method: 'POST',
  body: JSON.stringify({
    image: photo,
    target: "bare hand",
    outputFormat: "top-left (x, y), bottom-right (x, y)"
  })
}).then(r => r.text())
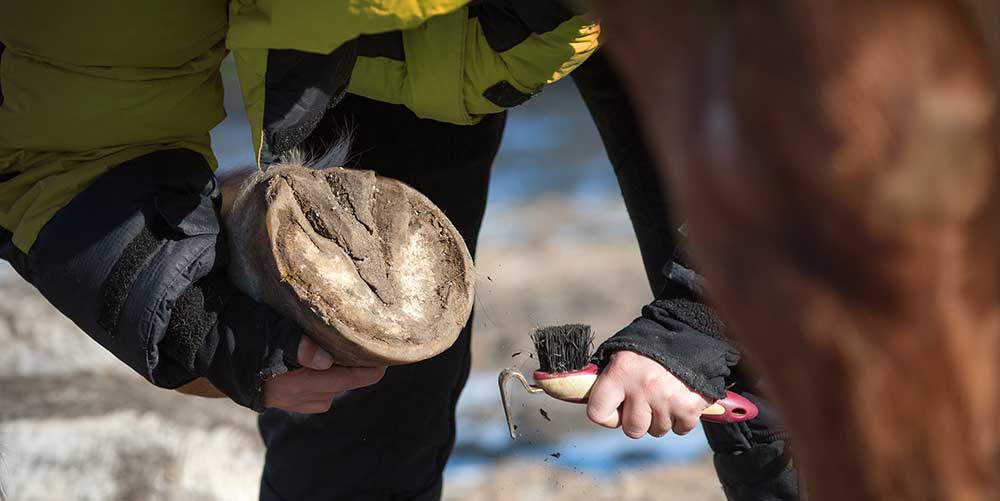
top-left (586, 350), bottom-right (712, 438)
top-left (263, 336), bottom-right (385, 414)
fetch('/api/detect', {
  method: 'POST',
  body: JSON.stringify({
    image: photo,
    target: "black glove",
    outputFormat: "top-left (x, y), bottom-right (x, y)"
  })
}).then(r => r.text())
top-left (592, 259), bottom-right (739, 400)
top-left (0, 149), bottom-right (302, 410)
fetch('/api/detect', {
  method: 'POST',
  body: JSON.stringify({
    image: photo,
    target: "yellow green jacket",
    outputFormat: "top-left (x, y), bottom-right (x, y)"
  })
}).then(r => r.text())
top-left (0, 0), bottom-right (599, 252)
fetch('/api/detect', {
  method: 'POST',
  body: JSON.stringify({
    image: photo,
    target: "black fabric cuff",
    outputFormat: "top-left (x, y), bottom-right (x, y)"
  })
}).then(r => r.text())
top-left (192, 290), bottom-right (303, 411)
top-left (593, 298), bottom-right (738, 400)
top-left (160, 270), bottom-right (303, 410)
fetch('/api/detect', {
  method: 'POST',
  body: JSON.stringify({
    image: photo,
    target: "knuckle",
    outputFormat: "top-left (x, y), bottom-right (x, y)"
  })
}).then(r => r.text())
top-left (687, 392), bottom-right (709, 409)
top-left (641, 372), bottom-right (667, 394)
top-left (623, 426), bottom-right (646, 439)
top-left (605, 360), bottom-right (630, 380)
top-left (648, 426), bottom-right (668, 438)
top-left (639, 377), bottom-right (658, 394)
top-left (586, 407), bottom-right (615, 428)
top-left (685, 399), bottom-right (709, 417)
top-left (659, 417), bottom-right (674, 434)
top-left (610, 351), bottom-right (640, 373)
top-left (648, 391), bottom-right (672, 410)
top-left (585, 404), bottom-right (602, 422)
top-left (622, 411), bottom-right (651, 439)
top-left (650, 388), bottom-right (674, 408)
top-left (673, 419), bottom-right (697, 436)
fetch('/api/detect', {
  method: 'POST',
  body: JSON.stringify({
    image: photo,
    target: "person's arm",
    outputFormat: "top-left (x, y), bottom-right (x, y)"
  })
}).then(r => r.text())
top-left (586, 256), bottom-right (740, 438)
top-left (0, 150), bottom-right (382, 411)
top-left (0, 8), bottom-right (381, 411)
top-left (346, 0), bottom-right (600, 125)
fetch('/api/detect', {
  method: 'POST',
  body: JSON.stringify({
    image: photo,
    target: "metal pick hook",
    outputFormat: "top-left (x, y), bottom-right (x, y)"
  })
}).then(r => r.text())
top-left (498, 368), bottom-right (543, 439)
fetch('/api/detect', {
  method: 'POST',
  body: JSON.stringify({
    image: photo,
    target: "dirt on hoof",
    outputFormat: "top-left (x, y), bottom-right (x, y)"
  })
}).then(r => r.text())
top-left (222, 165), bottom-right (475, 366)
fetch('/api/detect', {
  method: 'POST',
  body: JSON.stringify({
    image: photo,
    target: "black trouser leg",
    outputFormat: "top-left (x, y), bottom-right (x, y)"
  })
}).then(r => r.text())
top-left (572, 50), bottom-right (802, 501)
top-left (258, 94), bottom-right (505, 501)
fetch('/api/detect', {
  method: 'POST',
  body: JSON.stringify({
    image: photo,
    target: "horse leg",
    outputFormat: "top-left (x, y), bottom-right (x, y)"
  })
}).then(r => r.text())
top-left (600, 2), bottom-right (1000, 500)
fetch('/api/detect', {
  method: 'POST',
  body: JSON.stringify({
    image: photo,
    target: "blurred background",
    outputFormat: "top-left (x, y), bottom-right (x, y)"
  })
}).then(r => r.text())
top-left (0, 57), bottom-right (723, 500)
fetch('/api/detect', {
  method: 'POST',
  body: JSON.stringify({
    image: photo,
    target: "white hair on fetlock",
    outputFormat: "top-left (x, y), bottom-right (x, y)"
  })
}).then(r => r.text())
top-left (219, 127), bottom-right (355, 303)
top-left (276, 127), bottom-right (354, 170)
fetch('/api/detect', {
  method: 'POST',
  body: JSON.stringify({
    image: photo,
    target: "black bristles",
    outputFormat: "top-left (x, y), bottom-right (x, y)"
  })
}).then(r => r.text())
top-left (530, 324), bottom-right (594, 374)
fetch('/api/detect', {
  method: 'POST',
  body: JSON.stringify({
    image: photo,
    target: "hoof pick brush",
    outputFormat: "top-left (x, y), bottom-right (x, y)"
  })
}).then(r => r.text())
top-left (498, 324), bottom-right (758, 439)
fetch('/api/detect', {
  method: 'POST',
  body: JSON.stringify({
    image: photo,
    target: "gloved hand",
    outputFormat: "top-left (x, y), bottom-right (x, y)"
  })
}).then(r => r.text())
top-left (587, 260), bottom-right (740, 438)
top-left (0, 149), bottom-right (382, 411)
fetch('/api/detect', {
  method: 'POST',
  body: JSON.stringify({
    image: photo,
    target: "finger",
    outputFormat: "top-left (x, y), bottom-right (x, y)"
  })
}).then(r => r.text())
top-left (287, 398), bottom-right (336, 415)
top-left (586, 375), bottom-right (626, 428)
top-left (672, 414), bottom-right (699, 436)
top-left (301, 366), bottom-right (386, 393)
top-left (263, 381), bottom-right (340, 412)
top-left (672, 394), bottom-right (712, 436)
top-left (648, 407), bottom-right (674, 438)
top-left (297, 336), bottom-right (334, 371)
top-left (622, 396), bottom-right (652, 439)
top-left (688, 392), bottom-right (715, 412)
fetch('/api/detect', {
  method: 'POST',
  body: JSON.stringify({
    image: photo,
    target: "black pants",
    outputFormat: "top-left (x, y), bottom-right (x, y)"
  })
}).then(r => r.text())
top-left (259, 95), bottom-right (505, 500)
top-left (259, 54), bottom-right (800, 501)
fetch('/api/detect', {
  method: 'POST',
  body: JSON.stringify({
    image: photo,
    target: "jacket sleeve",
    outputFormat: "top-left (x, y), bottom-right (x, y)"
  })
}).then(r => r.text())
top-left (593, 247), bottom-right (740, 401)
top-left (0, 150), bottom-right (303, 410)
top-left (0, 0), bottom-right (227, 253)
top-left (346, 0), bottom-right (601, 124)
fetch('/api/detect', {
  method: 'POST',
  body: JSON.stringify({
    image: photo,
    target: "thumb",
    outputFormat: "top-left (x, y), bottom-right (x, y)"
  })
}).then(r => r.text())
top-left (586, 374), bottom-right (625, 428)
top-left (297, 335), bottom-right (335, 370)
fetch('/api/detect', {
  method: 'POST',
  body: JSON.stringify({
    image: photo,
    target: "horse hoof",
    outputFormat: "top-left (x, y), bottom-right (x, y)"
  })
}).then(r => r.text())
top-left (223, 165), bottom-right (475, 367)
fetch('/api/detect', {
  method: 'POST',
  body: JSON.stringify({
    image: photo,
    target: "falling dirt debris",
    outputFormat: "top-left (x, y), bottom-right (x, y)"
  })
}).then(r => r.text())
top-left (539, 408), bottom-right (551, 422)
top-left (511, 351), bottom-right (522, 358)
top-left (487, 276), bottom-right (493, 282)
top-left (549, 452), bottom-right (561, 459)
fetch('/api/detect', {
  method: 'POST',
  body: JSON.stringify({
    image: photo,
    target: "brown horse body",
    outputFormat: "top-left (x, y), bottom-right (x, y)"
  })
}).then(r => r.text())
top-left (600, 2), bottom-right (1000, 500)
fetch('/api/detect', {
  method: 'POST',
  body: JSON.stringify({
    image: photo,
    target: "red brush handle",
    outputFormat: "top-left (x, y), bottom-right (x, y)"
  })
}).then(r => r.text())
top-left (700, 390), bottom-right (759, 423)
